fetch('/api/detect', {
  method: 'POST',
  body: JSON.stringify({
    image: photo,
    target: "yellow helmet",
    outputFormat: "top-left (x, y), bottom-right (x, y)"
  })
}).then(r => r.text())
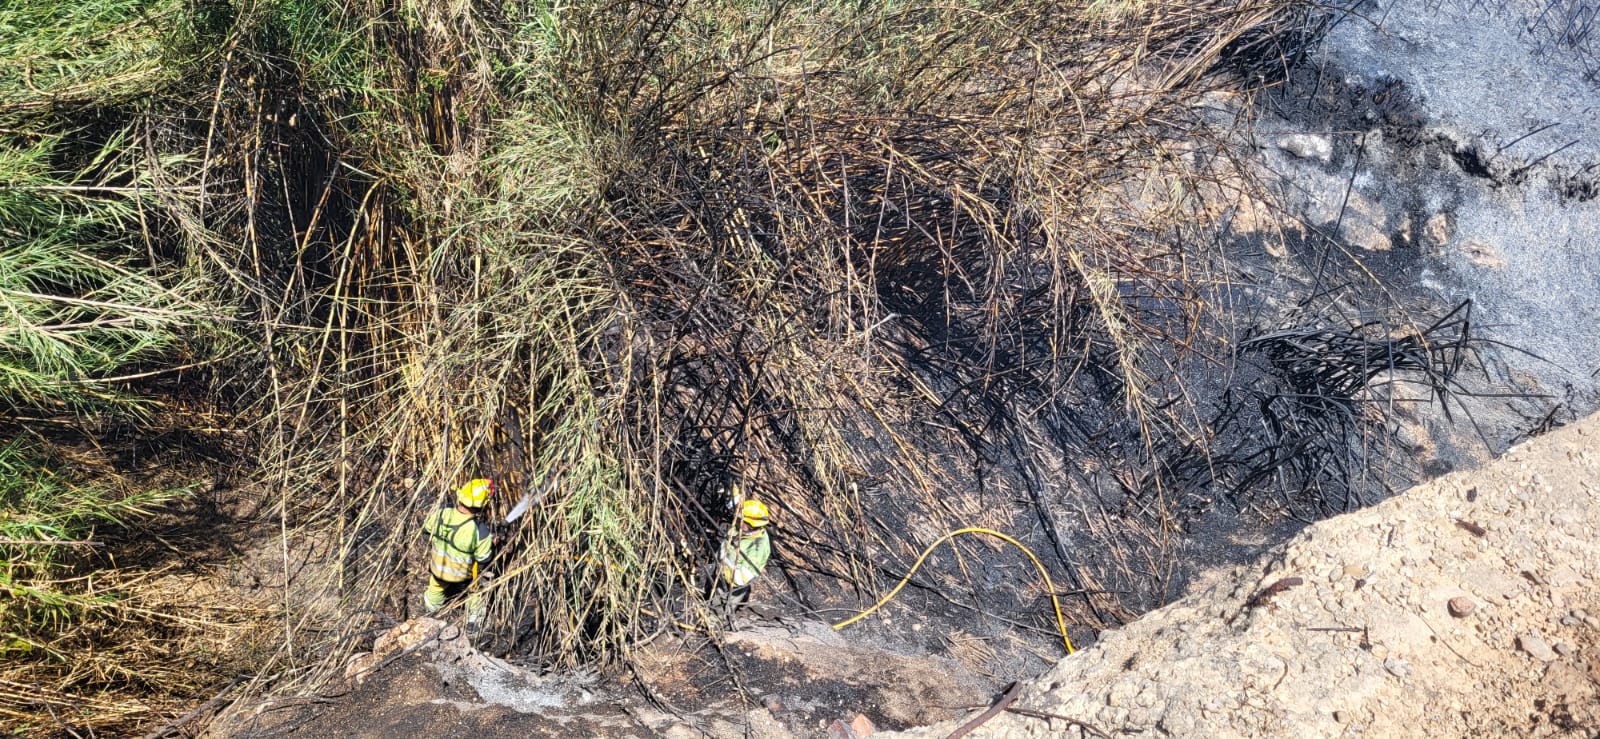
top-left (457, 478), bottom-right (494, 508)
top-left (740, 499), bottom-right (770, 528)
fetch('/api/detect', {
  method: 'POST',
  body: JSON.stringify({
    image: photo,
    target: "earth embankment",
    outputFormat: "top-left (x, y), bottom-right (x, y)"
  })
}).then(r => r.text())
top-left (888, 411), bottom-right (1600, 738)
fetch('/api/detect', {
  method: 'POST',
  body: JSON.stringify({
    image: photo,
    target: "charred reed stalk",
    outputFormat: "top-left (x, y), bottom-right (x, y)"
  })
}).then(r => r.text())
top-left (207, 0), bottom-right (1332, 678)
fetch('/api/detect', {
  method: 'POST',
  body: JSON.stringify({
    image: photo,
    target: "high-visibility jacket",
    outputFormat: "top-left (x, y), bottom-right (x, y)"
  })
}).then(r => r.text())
top-left (423, 505), bottom-right (493, 583)
top-left (719, 527), bottom-right (770, 588)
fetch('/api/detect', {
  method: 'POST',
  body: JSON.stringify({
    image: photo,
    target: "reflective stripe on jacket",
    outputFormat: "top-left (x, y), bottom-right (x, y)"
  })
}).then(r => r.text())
top-left (719, 527), bottom-right (771, 587)
top-left (423, 506), bottom-right (492, 583)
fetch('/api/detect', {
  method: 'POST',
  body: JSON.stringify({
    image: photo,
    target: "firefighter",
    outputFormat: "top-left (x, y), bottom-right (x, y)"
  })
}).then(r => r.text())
top-left (717, 496), bottom-right (771, 615)
top-left (422, 478), bottom-right (495, 623)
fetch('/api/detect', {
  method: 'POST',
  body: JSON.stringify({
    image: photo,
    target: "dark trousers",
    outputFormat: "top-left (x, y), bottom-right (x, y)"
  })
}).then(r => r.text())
top-left (703, 570), bottom-right (752, 621)
top-left (435, 575), bottom-right (470, 602)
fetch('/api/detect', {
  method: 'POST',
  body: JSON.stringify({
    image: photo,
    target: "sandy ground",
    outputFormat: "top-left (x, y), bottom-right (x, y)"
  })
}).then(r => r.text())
top-left (888, 410), bottom-right (1600, 738)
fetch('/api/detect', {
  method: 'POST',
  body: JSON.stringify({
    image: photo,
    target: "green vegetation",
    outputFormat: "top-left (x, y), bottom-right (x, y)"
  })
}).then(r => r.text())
top-left (0, 130), bottom-right (205, 414)
top-left (0, 0), bottom-right (207, 415)
top-left (0, 1), bottom-right (229, 733)
top-left (0, 441), bottom-right (188, 638)
top-left (0, 0), bottom-right (183, 113)
top-left (1, 0), bottom-right (1326, 733)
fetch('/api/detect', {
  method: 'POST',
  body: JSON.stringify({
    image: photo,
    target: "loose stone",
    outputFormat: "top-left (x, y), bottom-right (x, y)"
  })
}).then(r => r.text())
top-left (1448, 596), bottom-right (1476, 617)
top-left (1277, 133), bottom-right (1333, 163)
top-left (1518, 633), bottom-right (1556, 661)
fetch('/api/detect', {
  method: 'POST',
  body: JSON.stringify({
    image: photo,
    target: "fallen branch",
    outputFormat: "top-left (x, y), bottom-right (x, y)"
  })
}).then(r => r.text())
top-left (138, 676), bottom-right (247, 739)
top-left (947, 680), bottom-right (1021, 739)
top-left (1002, 705), bottom-right (1115, 738)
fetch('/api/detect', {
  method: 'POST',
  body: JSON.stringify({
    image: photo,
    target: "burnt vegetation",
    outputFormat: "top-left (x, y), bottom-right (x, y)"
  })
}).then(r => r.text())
top-left (0, 0), bottom-right (1519, 734)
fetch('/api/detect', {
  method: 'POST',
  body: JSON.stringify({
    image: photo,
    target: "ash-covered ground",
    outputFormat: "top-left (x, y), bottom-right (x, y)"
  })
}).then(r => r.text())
top-left (1252, 0), bottom-right (1600, 448)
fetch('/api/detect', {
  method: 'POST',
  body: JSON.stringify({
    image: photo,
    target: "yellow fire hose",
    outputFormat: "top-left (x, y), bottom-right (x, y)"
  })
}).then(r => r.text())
top-left (832, 527), bottom-right (1076, 654)
top-left (465, 528), bottom-right (1077, 656)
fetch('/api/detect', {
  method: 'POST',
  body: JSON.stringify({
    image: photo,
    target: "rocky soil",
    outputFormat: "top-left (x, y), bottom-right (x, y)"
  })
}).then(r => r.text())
top-left (887, 411), bottom-right (1600, 738)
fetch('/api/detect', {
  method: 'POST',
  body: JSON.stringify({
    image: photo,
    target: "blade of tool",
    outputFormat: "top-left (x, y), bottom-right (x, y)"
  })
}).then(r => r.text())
top-left (505, 493), bottom-right (533, 523)
top-left (505, 482), bottom-right (548, 522)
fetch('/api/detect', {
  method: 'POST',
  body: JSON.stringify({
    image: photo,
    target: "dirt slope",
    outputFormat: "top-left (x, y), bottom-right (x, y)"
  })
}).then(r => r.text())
top-left (887, 412), bottom-right (1600, 738)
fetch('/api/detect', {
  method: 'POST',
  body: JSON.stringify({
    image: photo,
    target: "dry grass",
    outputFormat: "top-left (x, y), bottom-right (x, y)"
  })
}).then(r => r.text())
top-left (944, 629), bottom-right (999, 677)
top-left (0, 439), bottom-right (278, 736)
